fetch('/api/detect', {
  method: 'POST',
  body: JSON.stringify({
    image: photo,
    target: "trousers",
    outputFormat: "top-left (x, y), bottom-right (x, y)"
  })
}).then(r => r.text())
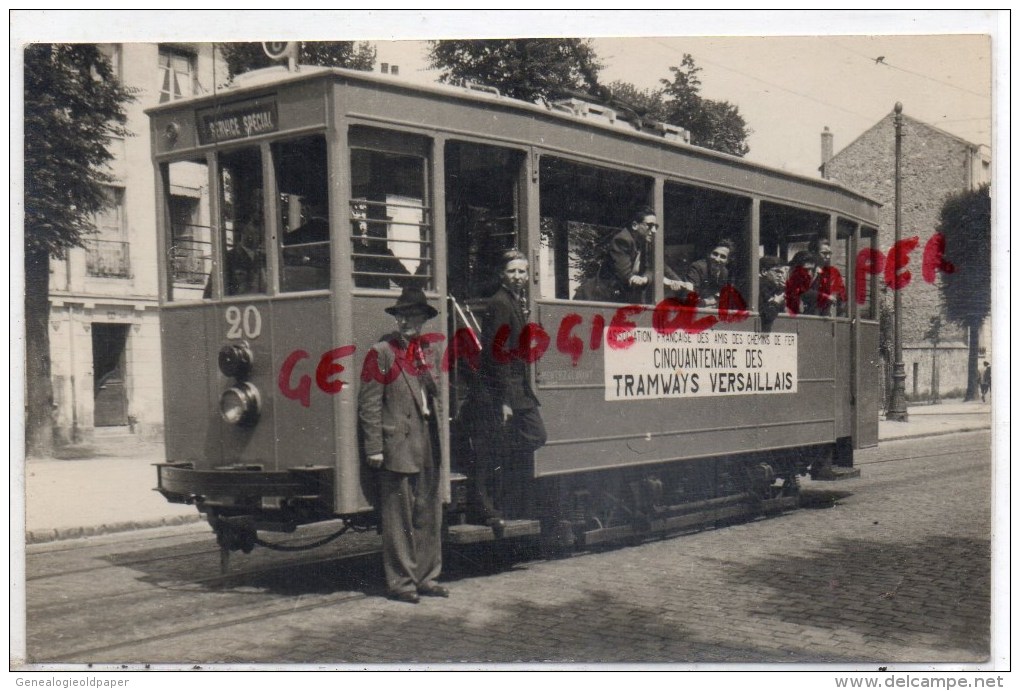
top-left (378, 445), bottom-right (442, 596)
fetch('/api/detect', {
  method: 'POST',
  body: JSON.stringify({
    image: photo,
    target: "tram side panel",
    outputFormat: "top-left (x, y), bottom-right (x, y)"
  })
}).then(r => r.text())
top-left (162, 298), bottom-right (337, 473)
top-left (268, 296), bottom-right (336, 470)
top-left (531, 303), bottom-right (841, 477)
top-left (856, 320), bottom-right (881, 448)
top-left (162, 305), bottom-right (219, 465)
top-left (834, 319), bottom-right (853, 440)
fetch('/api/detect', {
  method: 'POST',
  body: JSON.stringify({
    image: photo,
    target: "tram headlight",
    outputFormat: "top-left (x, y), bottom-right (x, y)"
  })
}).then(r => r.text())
top-left (219, 382), bottom-right (261, 426)
top-left (218, 343), bottom-right (254, 380)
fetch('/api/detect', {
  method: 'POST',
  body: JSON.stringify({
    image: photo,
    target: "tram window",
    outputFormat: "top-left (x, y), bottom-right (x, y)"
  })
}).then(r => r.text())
top-left (538, 156), bottom-right (653, 301)
top-left (349, 127), bottom-right (432, 290)
top-left (274, 136), bottom-right (330, 292)
top-left (164, 159), bottom-right (212, 302)
top-left (759, 201), bottom-right (829, 263)
top-left (219, 147), bottom-right (267, 297)
top-left (445, 141), bottom-right (523, 300)
top-left (663, 182), bottom-right (752, 307)
top-left (860, 227), bottom-right (879, 320)
top-left (832, 218), bottom-right (855, 317)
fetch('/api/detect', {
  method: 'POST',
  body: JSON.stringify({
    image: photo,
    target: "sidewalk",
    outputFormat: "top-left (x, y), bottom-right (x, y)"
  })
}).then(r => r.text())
top-left (20, 400), bottom-right (992, 545)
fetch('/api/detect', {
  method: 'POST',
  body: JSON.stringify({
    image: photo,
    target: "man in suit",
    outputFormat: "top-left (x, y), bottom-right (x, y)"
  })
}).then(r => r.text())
top-left (358, 287), bottom-right (448, 603)
top-left (680, 238), bottom-right (735, 308)
top-left (475, 250), bottom-right (547, 530)
top-left (758, 255), bottom-right (788, 333)
top-left (575, 206), bottom-right (690, 303)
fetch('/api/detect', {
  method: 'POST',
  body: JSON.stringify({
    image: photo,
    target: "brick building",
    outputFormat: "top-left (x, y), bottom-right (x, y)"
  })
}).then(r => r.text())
top-left (821, 112), bottom-right (991, 401)
top-left (46, 44), bottom-right (226, 443)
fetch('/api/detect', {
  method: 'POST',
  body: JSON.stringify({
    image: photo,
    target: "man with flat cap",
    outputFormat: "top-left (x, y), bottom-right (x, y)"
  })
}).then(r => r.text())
top-left (359, 286), bottom-right (448, 603)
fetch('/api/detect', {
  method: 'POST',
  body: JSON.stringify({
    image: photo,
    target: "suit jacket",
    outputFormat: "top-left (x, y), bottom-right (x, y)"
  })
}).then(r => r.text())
top-left (481, 286), bottom-right (539, 411)
top-left (682, 259), bottom-right (728, 305)
top-left (582, 228), bottom-right (680, 304)
top-left (358, 332), bottom-right (441, 474)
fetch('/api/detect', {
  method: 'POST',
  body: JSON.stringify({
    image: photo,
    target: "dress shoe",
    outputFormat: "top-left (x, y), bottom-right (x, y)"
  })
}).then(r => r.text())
top-left (388, 590), bottom-right (420, 604)
top-left (417, 583), bottom-right (450, 598)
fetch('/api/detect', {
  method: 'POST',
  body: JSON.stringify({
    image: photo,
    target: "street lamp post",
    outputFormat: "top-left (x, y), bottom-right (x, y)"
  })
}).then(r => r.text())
top-left (887, 102), bottom-right (909, 422)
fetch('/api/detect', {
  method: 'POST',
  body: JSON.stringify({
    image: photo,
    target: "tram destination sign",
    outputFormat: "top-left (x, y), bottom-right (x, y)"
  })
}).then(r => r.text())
top-left (604, 328), bottom-right (798, 401)
top-left (197, 97), bottom-right (279, 145)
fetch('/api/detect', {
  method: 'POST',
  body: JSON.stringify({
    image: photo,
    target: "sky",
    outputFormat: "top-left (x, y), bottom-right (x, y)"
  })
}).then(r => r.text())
top-left (374, 33), bottom-right (992, 178)
top-left (11, 10), bottom-right (1001, 179)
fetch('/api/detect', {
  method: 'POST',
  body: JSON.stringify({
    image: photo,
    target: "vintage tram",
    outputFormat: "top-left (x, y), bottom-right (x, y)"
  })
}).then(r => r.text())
top-left (149, 64), bottom-right (883, 560)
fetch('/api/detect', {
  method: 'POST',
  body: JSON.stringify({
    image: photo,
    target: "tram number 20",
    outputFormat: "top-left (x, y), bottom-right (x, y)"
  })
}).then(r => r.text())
top-left (225, 305), bottom-right (263, 339)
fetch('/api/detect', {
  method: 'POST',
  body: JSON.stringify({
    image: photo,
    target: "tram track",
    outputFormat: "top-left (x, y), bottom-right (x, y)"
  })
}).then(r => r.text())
top-left (39, 590), bottom-right (371, 663)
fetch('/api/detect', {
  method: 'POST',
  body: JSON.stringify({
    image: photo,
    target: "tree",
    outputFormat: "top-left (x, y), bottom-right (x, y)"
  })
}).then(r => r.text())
top-left (606, 81), bottom-right (669, 122)
top-left (24, 43), bottom-right (133, 455)
top-left (922, 315), bottom-right (945, 403)
top-left (218, 41), bottom-right (376, 79)
top-left (427, 39), bottom-right (603, 102)
top-left (936, 183), bottom-right (991, 401)
top-left (659, 55), bottom-right (751, 157)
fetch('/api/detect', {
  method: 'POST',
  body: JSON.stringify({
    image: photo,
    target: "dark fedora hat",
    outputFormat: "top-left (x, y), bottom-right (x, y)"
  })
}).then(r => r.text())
top-left (385, 286), bottom-right (438, 319)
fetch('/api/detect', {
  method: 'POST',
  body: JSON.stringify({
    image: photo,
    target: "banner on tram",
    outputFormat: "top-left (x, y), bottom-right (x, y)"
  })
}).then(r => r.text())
top-left (604, 328), bottom-right (798, 400)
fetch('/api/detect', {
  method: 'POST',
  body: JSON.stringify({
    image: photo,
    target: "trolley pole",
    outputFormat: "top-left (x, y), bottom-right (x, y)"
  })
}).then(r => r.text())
top-left (887, 103), bottom-right (909, 422)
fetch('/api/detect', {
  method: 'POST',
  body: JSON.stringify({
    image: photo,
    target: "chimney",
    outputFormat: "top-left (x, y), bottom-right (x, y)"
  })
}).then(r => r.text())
top-left (820, 126), bottom-right (834, 178)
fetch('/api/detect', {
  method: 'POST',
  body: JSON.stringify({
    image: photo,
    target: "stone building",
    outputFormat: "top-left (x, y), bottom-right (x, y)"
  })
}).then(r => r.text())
top-left (46, 44), bottom-right (226, 443)
top-left (821, 112), bottom-right (991, 401)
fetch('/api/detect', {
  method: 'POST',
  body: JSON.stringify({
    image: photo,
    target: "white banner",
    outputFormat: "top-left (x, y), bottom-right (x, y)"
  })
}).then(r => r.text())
top-left (604, 328), bottom-right (798, 400)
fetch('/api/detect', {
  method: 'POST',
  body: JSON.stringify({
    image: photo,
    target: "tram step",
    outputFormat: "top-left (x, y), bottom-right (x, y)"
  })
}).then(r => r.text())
top-left (582, 503), bottom-right (752, 547)
top-left (445, 519), bottom-right (541, 544)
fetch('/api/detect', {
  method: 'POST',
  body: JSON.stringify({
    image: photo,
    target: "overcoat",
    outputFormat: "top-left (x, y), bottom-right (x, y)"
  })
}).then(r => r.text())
top-left (358, 333), bottom-right (441, 474)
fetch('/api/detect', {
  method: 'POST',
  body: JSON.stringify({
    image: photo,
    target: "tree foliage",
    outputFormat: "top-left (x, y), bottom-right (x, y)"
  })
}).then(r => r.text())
top-left (24, 44), bottom-right (133, 258)
top-left (658, 55), bottom-right (751, 157)
top-left (24, 43), bottom-right (134, 454)
top-left (936, 183), bottom-right (991, 400)
top-left (219, 41), bottom-right (376, 79)
top-left (427, 39), bottom-right (603, 102)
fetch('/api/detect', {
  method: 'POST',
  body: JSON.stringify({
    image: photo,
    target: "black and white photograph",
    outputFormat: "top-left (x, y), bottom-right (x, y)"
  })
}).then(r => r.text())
top-left (11, 10), bottom-right (1007, 681)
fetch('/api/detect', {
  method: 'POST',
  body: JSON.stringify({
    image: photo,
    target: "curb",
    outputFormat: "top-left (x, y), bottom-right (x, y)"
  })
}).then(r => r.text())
top-left (880, 425), bottom-right (991, 444)
top-left (25, 513), bottom-right (204, 546)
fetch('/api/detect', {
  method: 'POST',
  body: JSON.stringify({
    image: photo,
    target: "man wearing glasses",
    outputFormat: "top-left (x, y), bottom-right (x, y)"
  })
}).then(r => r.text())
top-left (576, 206), bottom-right (691, 303)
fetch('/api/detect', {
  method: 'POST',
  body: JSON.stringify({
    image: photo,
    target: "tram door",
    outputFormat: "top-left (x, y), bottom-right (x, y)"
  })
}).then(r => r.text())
top-left (443, 141), bottom-right (526, 475)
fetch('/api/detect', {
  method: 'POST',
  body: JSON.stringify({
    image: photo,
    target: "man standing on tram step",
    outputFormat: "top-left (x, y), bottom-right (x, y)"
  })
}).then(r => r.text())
top-left (476, 250), bottom-right (548, 533)
top-left (358, 286), bottom-right (448, 603)
top-left (574, 206), bottom-right (691, 303)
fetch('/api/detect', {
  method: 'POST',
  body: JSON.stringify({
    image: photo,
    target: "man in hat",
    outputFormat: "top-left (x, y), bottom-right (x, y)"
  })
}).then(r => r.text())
top-left (358, 286), bottom-right (448, 603)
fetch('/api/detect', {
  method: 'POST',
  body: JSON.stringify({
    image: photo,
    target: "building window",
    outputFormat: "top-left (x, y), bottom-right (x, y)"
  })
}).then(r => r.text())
top-left (97, 43), bottom-right (122, 82)
top-left (158, 47), bottom-right (195, 103)
top-left (86, 186), bottom-right (131, 278)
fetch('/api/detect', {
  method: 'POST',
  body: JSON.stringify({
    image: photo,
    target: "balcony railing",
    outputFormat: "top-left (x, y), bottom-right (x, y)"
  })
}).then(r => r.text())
top-left (85, 239), bottom-right (131, 278)
top-left (170, 225), bottom-right (212, 285)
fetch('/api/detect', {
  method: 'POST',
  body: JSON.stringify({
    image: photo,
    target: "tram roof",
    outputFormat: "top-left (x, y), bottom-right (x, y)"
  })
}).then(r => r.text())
top-left (147, 64), bottom-right (882, 212)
